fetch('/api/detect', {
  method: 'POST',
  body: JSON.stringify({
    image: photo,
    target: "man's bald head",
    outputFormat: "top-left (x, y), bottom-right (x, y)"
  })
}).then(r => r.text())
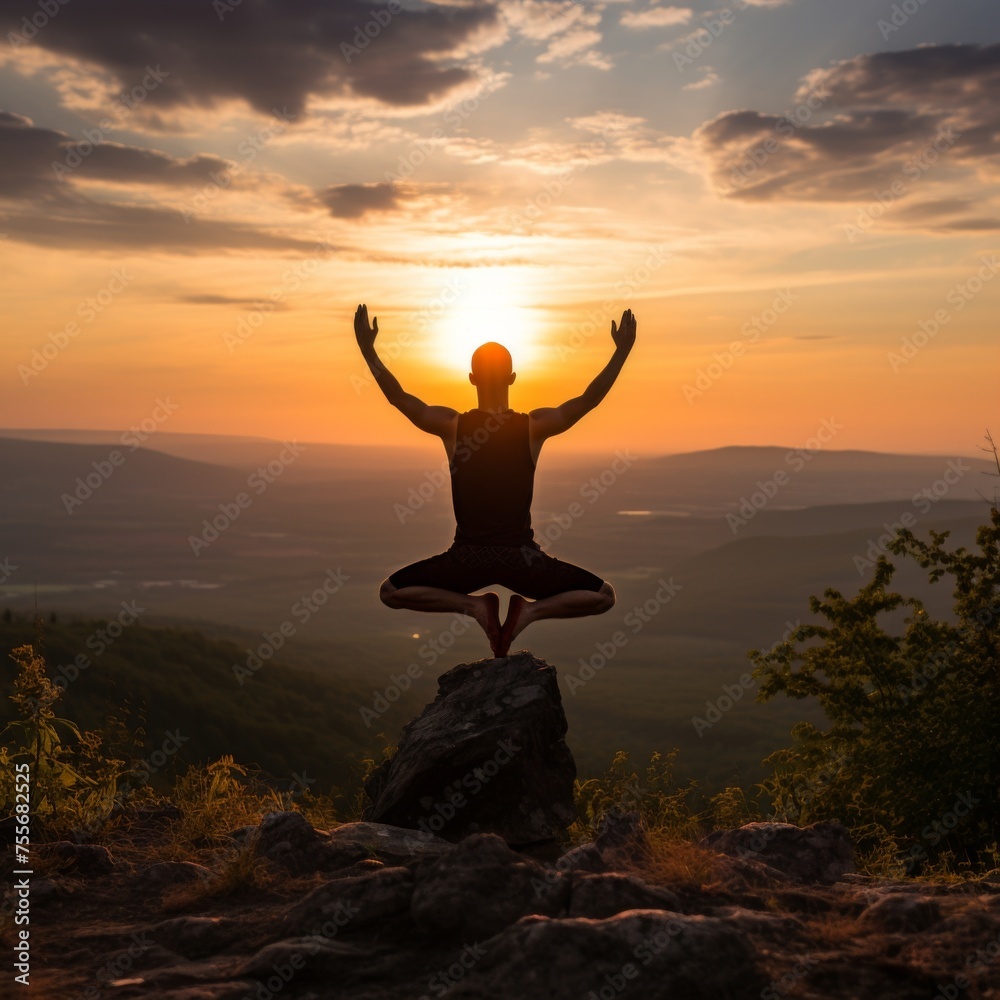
top-left (470, 342), bottom-right (514, 387)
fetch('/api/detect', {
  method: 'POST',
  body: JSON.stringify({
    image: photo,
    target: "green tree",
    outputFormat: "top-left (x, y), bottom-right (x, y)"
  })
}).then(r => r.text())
top-left (749, 503), bottom-right (999, 871)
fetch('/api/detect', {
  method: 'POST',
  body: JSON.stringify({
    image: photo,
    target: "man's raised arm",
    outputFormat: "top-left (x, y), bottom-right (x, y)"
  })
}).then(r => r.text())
top-left (354, 303), bottom-right (457, 437)
top-left (530, 308), bottom-right (636, 444)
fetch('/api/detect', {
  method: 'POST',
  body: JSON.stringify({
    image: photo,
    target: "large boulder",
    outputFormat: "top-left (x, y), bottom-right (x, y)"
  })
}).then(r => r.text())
top-left (363, 652), bottom-right (576, 844)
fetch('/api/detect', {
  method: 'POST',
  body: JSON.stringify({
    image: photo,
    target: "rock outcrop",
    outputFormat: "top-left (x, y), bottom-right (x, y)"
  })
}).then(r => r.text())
top-left (363, 652), bottom-right (576, 844)
top-left (23, 808), bottom-right (1000, 1000)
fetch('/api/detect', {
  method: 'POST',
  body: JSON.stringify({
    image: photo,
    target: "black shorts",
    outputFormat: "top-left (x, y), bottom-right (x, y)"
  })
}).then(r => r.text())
top-left (388, 542), bottom-right (605, 600)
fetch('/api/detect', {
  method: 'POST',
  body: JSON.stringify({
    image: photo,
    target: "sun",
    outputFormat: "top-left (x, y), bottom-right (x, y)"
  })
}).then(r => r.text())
top-left (429, 269), bottom-right (540, 374)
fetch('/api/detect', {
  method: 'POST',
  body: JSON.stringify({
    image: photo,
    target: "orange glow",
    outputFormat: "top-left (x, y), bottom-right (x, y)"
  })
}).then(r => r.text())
top-left (429, 269), bottom-right (543, 376)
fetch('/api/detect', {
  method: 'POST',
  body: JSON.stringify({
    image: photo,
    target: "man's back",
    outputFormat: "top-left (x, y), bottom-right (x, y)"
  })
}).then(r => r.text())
top-left (356, 301), bottom-right (634, 654)
top-left (450, 408), bottom-right (535, 547)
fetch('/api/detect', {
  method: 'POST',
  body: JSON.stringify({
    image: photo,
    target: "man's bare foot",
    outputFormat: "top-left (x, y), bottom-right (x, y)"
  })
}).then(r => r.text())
top-left (470, 591), bottom-right (502, 655)
top-left (497, 594), bottom-right (531, 656)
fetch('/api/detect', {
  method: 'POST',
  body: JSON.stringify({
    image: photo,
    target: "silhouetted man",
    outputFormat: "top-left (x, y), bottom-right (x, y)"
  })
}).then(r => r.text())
top-left (355, 302), bottom-right (636, 656)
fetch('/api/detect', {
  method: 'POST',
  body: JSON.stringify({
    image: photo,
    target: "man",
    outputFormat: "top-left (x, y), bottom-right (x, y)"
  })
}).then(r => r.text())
top-left (355, 302), bottom-right (636, 656)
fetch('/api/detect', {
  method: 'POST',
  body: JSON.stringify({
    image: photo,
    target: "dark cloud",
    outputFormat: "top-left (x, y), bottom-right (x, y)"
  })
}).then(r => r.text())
top-left (796, 43), bottom-right (1000, 112)
top-left (0, 0), bottom-right (501, 117)
top-left (887, 199), bottom-right (1000, 233)
top-left (696, 44), bottom-right (1000, 203)
top-left (0, 113), bottom-right (334, 252)
top-left (0, 112), bottom-right (232, 195)
top-left (176, 294), bottom-right (291, 308)
top-left (1, 196), bottom-right (327, 253)
top-left (320, 181), bottom-right (400, 218)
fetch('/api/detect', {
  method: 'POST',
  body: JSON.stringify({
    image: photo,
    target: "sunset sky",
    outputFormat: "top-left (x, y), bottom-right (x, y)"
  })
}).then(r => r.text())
top-left (1, 0), bottom-right (996, 457)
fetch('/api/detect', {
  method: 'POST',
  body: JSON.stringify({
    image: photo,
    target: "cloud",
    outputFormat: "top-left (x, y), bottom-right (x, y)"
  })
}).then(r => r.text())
top-left (500, 0), bottom-right (611, 69)
top-left (1, 197), bottom-right (328, 253)
top-left (0, 0), bottom-right (503, 119)
top-left (501, 0), bottom-right (590, 40)
top-left (620, 6), bottom-right (693, 29)
top-left (0, 112), bottom-right (328, 252)
top-left (794, 42), bottom-right (1000, 114)
top-left (886, 197), bottom-right (1000, 234)
top-left (683, 68), bottom-right (719, 91)
top-left (694, 44), bottom-right (1000, 203)
top-left (438, 109), bottom-right (688, 174)
top-left (176, 294), bottom-right (291, 309)
top-left (537, 28), bottom-right (611, 69)
top-left (0, 112), bottom-right (232, 195)
top-left (320, 182), bottom-right (402, 218)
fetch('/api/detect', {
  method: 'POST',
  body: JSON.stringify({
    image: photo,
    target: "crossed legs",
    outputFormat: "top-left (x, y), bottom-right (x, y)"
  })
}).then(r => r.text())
top-left (380, 581), bottom-right (502, 652)
top-left (379, 579), bottom-right (616, 656)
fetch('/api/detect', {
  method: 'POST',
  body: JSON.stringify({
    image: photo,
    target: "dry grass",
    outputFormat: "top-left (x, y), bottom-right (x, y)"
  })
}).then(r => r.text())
top-left (800, 909), bottom-right (866, 947)
top-left (625, 832), bottom-right (719, 891)
top-left (160, 838), bottom-right (283, 910)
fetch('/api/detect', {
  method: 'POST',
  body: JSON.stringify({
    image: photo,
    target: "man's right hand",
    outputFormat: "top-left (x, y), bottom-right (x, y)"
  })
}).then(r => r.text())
top-left (611, 308), bottom-right (636, 354)
top-left (355, 303), bottom-right (378, 353)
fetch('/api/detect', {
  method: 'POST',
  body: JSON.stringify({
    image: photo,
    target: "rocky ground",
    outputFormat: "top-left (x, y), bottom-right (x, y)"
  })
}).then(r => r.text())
top-left (11, 809), bottom-right (1000, 1000)
top-left (9, 654), bottom-right (1000, 998)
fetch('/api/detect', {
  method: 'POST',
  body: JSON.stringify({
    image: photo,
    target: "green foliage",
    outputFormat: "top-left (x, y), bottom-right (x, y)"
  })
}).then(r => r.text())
top-left (165, 755), bottom-right (286, 859)
top-left (749, 504), bottom-right (1000, 871)
top-left (572, 749), bottom-right (701, 841)
top-left (0, 632), bottom-right (355, 849)
top-left (705, 784), bottom-right (763, 829)
top-left (0, 640), bottom-right (142, 839)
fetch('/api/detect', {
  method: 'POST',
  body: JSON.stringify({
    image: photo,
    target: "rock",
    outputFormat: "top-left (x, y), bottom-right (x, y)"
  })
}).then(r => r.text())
top-left (568, 872), bottom-right (682, 918)
top-left (705, 905), bottom-right (805, 941)
top-left (29, 876), bottom-right (62, 901)
top-left (449, 909), bottom-right (766, 1000)
top-left (137, 861), bottom-right (214, 888)
top-left (549, 812), bottom-right (653, 880)
top-left (324, 820), bottom-right (452, 866)
top-left (103, 955), bottom-right (248, 994)
top-left (253, 810), bottom-right (321, 856)
top-left (123, 986), bottom-right (250, 1000)
top-left (96, 942), bottom-right (181, 976)
top-left (705, 821), bottom-right (855, 884)
top-left (859, 893), bottom-right (942, 933)
top-left (772, 889), bottom-right (834, 914)
top-left (712, 852), bottom-right (798, 890)
top-left (148, 916), bottom-right (243, 959)
top-left (40, 840), bottom-right (115, 875)
top-left (364, 652), bottom-right (576, 844)
top-left (234, 814), bottom-right (452, 875)
top-left (284, 866), bottom-right (415, 935)
top-left (235, 936), bottom-right (374, 979)
top-left (245, 810), bottom-right (344, 874)
top-left (595, 810), bottom-right (652, 866)
top-left (555, 841), bottom-right (607, 874)
top-left (803, 956), bottom-right (942, 999)
top-left (410, 833), bottom-right (568, 939)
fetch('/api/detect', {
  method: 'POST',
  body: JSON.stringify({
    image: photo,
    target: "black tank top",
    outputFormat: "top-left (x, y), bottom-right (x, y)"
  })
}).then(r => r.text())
top-left (450, 409), bottom-right (535, 547)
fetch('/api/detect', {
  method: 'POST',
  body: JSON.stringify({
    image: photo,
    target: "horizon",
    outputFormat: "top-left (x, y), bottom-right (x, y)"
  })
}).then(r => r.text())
top-left (0, 425), bottom-right (993, 461)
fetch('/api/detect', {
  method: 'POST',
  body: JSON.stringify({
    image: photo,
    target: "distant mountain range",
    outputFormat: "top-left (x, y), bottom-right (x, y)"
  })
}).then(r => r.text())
top-left (0, 430), bottom-right (994, 792)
